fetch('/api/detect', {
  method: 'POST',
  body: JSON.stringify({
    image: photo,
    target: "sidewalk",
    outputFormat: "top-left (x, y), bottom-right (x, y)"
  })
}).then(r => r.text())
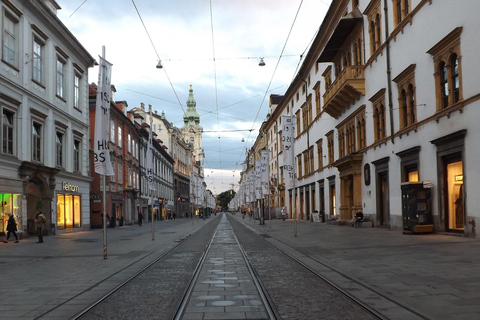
top-left (0, 218), bottom-right (210, 320)
top-left (233, 214), bottom-right (480, 320)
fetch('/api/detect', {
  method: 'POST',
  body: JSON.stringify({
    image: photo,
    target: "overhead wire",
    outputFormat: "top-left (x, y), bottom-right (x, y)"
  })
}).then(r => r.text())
top-left (131, 0), bottom-right (186, 115)
top-left (233, 0), bottom-right (306, 173)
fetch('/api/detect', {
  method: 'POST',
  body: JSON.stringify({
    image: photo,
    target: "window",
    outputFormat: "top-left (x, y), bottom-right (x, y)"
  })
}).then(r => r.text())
top-left (316, 139), bottom-right (323, 169)
top-left (295, 110), bottom-right (301, 136)
top-left (73, 139), bottom-right (80, 171)
top-left (297, 154), bottom-right (303, 178)
top-left (56, 131), bottom-right (64, 167)
top-left (32, 38), bottom-right (44, 83)
top-left (373, 104), bottom-right (386, 141)
top-left (427, 27), bottom-right (463, 111)
top-left (393, 0), bottom-right (411, 26)
top-left (74, 73), bottom-right (81, 109)
top-left (314, 82), bottom-right (321, 116)
top-left (110, 120), bottom-right (115, 142)
top-left (303, 151), bottom-right (309, 176)
top-left (357, 114), bottom-right (366, 150)
top-left (393, 64), bottom-right (417, 129)
top-left (365, 1), bottom-right (381, 55)
top-left (451, 54), bottom-right (460, 103)
top-left (326, 131), bottom-right (334, 165)
top-left (338, 128), bottom-right (345, 158)
top-left (2, 109), bottom-right (14, 155)
top-left (118, 126), bottom-right (122, 148)
top-left (2, 11), bottom-right (17, 67)
top-left (370, 89), bottom-right (386, 142)
top-left (309, 146), bottom-right (314, 174)
top-left (128, 133), bottom-right (131, 153)
top-left (301, 105), bottom-right (307, 132)
top-left (32, 122), bottom-right (42, 162)
top-left (56, 58), bottom-right (66, 98)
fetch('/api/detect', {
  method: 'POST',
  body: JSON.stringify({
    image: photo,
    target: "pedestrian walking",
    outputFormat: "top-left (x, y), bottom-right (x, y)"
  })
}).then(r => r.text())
top-left (35, 209), bottom-right (46, 243)
top-left (138, 211), bottom-right (143, 226)
top-left (281, 207), bottom-right (286, 221)
top-left (5, 214), bottom-right (19, 243)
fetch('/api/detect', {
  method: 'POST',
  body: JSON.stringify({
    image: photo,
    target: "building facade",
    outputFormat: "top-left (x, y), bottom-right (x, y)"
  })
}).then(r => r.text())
top-left (1, 0), bottom-right (94, 235)
top-left (244, 0), bottom-right (480, 237)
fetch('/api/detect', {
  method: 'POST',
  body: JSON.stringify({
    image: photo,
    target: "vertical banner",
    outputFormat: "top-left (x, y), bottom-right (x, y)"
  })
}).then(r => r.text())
top-left (146, 106), bottom-right (155, 190)
top-left (94, 56), bottom-right (114, 175)
top-left (282, 115), bottom-right (295, 189)
top-left (260, 150), bottom-right (270, 195)
top-left (255, 161), bottom-right (262, 200)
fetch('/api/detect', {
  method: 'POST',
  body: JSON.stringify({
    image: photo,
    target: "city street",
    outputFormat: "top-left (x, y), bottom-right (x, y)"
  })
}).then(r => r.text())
top-left (2, 214), bottom-right (480, 319)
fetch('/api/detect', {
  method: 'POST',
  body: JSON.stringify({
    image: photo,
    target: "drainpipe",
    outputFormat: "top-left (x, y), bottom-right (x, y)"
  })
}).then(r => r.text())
top-left (384, 0), bottom-right (395, 143)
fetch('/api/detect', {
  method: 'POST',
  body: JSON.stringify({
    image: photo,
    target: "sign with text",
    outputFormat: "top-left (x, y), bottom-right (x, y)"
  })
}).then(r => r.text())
top-left (282, 115), bottom-right (296, 189)
top-left (93, 56), bottom-right (114, 176)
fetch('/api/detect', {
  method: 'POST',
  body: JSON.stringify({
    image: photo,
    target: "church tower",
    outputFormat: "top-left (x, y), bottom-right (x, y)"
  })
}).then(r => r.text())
top-left (182, 85), bottom-right (204, 166)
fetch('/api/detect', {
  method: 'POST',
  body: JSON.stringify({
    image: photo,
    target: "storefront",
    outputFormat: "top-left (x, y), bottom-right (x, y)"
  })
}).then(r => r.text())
top-left (55, 178), bottom-right (91, 232)
top-left (0, 193), bottom-right (23, 235)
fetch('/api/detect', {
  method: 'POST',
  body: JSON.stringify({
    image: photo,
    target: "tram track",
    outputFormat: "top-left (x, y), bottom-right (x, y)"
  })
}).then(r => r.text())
top-left (170, 215), bottom-right (280, 320)
top-left (228, 214), bottom-right (430, 320)
top-left (69, 217), bottom-right (220, 320)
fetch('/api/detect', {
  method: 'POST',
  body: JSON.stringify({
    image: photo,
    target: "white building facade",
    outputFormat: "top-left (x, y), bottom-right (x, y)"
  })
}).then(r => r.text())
top-left (1, 0), bottom-right (95, 234)
top-left (255, 0), bottom-right (480, 237)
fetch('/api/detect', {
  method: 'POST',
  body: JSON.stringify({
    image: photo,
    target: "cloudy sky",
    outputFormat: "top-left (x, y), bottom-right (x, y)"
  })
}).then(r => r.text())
top-left (57, 0), bottom-right (331, 194)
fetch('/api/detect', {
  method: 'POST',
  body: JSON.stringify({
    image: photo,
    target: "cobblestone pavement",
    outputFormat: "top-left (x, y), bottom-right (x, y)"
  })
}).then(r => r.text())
top-left (0, 217), bottom-right (214, 320)
top-left (3, 213), bottom-right (480, 320)
top-left (229, 215), bottom-right (379, 320)
top-left (231, 213), bottom-right (480, 320)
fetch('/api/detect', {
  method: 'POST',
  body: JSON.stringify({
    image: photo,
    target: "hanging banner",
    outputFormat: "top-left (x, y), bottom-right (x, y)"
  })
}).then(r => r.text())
top-left (260, 150), bottom-right (270, 195)
top-left (93, 56), bottom-right (114, 175)
top-left (146, 106), bottom-right (155, 190)
top-left (282, 115), bottom-right (295, 189)
top-left (255, 161), bottom-right (262, 200)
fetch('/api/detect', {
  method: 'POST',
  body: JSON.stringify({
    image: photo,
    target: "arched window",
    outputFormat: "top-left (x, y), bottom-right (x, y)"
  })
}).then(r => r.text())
top-left (375, 14), bottom-right (381, 48)
top-left (451, 54), bottom-right (460, 103)
top-left (401, 89), bottom-right (408, 128)
top-left (408, 84), bottom-right (415, 124)
top-left (440, 61), bottom-right (449, 108)
top-left (370, 20), bottom-right (376, 52)
top-left (396, 0), bottom-right (402, 23)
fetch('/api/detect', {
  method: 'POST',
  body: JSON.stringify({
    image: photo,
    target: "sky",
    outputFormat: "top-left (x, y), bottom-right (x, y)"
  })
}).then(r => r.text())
top-left (56, 0), bottom-right (331, 195)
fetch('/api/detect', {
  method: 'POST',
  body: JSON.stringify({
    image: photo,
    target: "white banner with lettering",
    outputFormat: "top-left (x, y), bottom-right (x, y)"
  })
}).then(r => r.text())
top-left (255, 161), bottom-right (262, 200)
top-left (146, 106), bottom-right (155, 190)
top-left (282, 115), bottom-right (295, 189)
top-left (93, 56), bottom-right (114, 175)
top-left (260, 150), bottom-right (270, 195)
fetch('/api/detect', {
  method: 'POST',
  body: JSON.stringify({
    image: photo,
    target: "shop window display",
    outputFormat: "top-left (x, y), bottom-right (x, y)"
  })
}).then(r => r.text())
top-left (1, 194), bottom-right (22, 234)
top-left (57, 194), bottom-right (81, 229)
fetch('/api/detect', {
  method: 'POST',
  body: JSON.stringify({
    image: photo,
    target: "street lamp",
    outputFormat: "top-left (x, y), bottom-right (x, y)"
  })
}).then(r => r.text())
top-left (156, 60), bottom-right (163, 69)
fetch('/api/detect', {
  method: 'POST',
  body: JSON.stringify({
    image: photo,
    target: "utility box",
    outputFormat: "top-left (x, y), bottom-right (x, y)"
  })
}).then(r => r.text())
top-left (401, 181), bottom-right (433, 234)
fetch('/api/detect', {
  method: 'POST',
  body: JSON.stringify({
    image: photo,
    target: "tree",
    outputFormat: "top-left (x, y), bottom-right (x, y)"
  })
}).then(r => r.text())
top-left (217, 189), bottom-right (236, 211)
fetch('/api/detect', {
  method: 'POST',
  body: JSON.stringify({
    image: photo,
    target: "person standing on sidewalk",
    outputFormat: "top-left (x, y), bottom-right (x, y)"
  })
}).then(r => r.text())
top-left (5, 214), bottom-right (19, 243)
top-left (281, 207), bottom-right (286, 221)
top-left (138, 211), bottom-right (143, 226)
top-left (35, 210), bottom-right (46, 243)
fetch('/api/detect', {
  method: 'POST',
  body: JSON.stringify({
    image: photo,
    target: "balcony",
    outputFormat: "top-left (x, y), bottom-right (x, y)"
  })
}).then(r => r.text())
top-left (322, 66), bottom-right (365, 119)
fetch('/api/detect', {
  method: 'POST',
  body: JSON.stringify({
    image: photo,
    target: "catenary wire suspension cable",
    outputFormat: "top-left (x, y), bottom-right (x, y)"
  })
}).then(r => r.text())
top-left (234, 0), bottom-right (306, 173)
top-left (131, 0), bottom-right (185, 115)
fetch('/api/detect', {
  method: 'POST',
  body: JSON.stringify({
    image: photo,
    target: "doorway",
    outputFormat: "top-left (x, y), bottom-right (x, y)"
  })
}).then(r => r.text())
top-left (377, 172), bottom-right (390, 226)
top-left (444, 157), bottom-right (464, 232)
